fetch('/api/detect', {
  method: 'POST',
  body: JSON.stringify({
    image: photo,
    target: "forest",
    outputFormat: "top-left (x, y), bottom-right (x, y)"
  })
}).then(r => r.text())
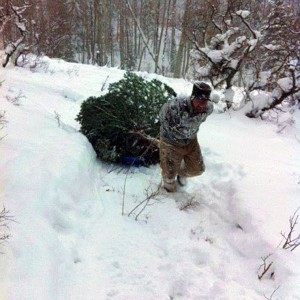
top-left (1, 0), bottom-right (300, 116)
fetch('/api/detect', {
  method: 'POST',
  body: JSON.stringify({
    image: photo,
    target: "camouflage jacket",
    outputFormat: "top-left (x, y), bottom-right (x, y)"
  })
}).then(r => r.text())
top-left (159, 96), bottom-right (213, 146)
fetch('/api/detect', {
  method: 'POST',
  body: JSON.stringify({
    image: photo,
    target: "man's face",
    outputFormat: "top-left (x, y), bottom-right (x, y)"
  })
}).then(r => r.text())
top-left (191, 97), bottom-right (209, 113)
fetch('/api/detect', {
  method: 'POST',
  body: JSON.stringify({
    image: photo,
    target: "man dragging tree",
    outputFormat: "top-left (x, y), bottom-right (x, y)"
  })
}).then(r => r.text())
top-left (159, 82), bottom-right (213, 192)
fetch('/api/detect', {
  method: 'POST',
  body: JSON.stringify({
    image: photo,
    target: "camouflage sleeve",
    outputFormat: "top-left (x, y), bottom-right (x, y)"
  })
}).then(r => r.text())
top-left (206, 102), bottom-right (214, 115)
top-left (159, 100), bottom-right (180, 128)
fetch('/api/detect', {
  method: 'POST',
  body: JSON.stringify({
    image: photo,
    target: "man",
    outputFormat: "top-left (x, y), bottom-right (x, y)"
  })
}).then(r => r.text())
top-left (159, 81), bottom-right (213, 192)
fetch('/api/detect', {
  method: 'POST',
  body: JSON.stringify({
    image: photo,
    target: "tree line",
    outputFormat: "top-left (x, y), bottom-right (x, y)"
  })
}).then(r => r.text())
top-left (1, 0), bottom-right (299, 75)
top-left (1, 0), bottom-right (299, 116)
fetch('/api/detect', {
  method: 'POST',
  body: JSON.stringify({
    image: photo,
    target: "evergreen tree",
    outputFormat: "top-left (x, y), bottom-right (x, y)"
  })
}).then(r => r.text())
top-left (76, 72), bottom-right (176, 165)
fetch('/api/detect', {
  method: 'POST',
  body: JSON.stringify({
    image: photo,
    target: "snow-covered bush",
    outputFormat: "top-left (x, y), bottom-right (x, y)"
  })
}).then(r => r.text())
top-left (76, 72), bottom-right (176, 165)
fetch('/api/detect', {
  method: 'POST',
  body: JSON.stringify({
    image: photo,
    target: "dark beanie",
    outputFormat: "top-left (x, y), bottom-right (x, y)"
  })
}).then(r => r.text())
top-left (192, 82), bottom-right (211, 100)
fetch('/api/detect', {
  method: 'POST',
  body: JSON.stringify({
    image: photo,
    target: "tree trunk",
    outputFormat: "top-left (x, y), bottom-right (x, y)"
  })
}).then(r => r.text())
top-left (155, 0), bottom-right (169, 74)
top-left (119, 0), bottom-right (126, 68)
top-left (174, 0), bottom-right (192, 78)
top-left (170, 0), bottom-right (177, 73)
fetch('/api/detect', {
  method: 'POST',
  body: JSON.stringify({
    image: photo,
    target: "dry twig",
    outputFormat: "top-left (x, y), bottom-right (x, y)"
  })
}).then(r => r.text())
top-left (281, 207), bottom-right (300, 251)
top-left (101, 75), bottom-right (109, 91)
top-left (128, 183), bottom-right (161, 221)
top-left (264, 286), bottom-right (281, 300)
top-left (54, 111), bottom-right (61, 127)
top-left (258, 254), bottom-right (274, 280)
top-left (0, 207), bottom-right (14, 250)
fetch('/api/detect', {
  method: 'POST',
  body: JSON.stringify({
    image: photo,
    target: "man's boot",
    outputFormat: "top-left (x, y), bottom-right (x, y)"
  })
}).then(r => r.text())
top-left (163, 179), bottom-right (176, 192)
top-left (177, 175), bottom-right (187, 187)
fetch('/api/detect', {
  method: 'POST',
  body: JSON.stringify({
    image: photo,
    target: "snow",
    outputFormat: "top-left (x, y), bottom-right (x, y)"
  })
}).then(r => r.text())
top-left (249, 39), bottom-right (258, 52)
top-left (1, 58), bottom-right (300, 300)
top-left (236, 10), bottom-right (250, 18)
top-left (264, 44), bottom-right (281, 51)
top-left (4, 44), bottom-right (14, 56)
top-left (16, 21), bottom-right (26, 32)
top-left (199, 35), bottom-right (247, 66)
top-left (206, 50), bottom-right (223, 63)
top-left (277, 77), bottom-right (293, 93)
top-left (243, 91), bottom-right (273, 113)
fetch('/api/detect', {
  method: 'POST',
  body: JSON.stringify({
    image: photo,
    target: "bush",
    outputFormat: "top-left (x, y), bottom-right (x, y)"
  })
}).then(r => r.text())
top-left (76, 72), bottom-right (176, 165)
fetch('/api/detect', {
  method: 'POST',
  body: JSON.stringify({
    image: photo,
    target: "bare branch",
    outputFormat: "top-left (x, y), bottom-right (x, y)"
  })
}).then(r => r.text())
top-left (258, 254), bottom-right (274, 280)
top-left (235, 11), bottom-right (258, 39)
top-left (54, 111), bottom-right (61, 127)
top-left (129, 131), bottom-right (160, 148)
top-left (264, 286), bottom-right (281, 300)
top-left (0, 207), bottom-right (15, 250)
top-left (281, 207), bottom-right (300, 251)
top-left (0, 110), bottom-right (8, 141)
top-left (0, 111), bottom-right (8, 130)
top-left (101, 76), bottom-right (110, 92)
top-left (210, 4), bottom-right (222, 34)
top-left (128, 183), bottom-right (161, 220)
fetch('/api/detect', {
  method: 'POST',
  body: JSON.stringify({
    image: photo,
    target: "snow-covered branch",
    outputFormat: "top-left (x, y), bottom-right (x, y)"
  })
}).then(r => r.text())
top-left (2, 1), bottom-right (31, 67)
top-left (235, 10), bottom-right (259, 40)
top-left (189, 1), bottom-right (299, 115)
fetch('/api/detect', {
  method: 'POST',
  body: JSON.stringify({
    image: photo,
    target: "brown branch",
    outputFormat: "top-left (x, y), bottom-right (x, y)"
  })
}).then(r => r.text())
top-left (191, 38), bottom-right (222, 74)
top-left (270, 54), bottom-right (290, 77)
top-left (210, 4), bottom-right (222, 34)
top-left (235, 12), bottom-right (258, 40)
top-left (128, 183), bottom-right (161, 220)
top-left (258, 254), bottom-right (274, 280)
top-left (129, 131), bottom-right (160, 148)
top-left (281, 207), bottom-right (300, 251)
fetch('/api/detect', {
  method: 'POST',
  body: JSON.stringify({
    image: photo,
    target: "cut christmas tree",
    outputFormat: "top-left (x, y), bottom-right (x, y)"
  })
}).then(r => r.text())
top-left (76, 72), bottom-right (176, 165)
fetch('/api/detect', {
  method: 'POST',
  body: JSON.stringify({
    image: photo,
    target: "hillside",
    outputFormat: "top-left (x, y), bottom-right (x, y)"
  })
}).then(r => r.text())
top-left (0, 58), bottom-right (300, 300)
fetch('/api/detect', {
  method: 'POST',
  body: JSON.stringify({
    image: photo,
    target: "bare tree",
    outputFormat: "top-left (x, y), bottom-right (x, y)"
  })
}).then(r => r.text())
top-left (125, 0), bottom-right (161, 71)
top-left (40, 1), bottom-right (73, 61)
top-left (174, 0), bottom-right (192, 78)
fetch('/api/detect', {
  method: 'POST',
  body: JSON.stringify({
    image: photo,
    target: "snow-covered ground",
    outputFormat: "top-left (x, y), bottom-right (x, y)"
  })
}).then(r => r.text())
top-left (0, 58), bottom-right (299, 300)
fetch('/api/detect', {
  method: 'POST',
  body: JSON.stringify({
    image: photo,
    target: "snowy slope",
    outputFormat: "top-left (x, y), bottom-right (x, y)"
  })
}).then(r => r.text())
top-left (0, 58), bottom-right (300, 300)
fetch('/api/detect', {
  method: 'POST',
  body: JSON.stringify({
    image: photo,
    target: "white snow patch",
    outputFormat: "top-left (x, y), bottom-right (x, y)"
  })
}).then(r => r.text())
top-left (277, 77), bottom-right (293, 93)
top-left (236, 10), bottom-right (250, 18)
top-left (0, 58), bottom-right (300, 300)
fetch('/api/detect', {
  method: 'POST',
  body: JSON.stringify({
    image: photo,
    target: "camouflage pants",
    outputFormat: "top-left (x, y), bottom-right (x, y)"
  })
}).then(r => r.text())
top-left (159, 138), bottom-right (205, 184)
